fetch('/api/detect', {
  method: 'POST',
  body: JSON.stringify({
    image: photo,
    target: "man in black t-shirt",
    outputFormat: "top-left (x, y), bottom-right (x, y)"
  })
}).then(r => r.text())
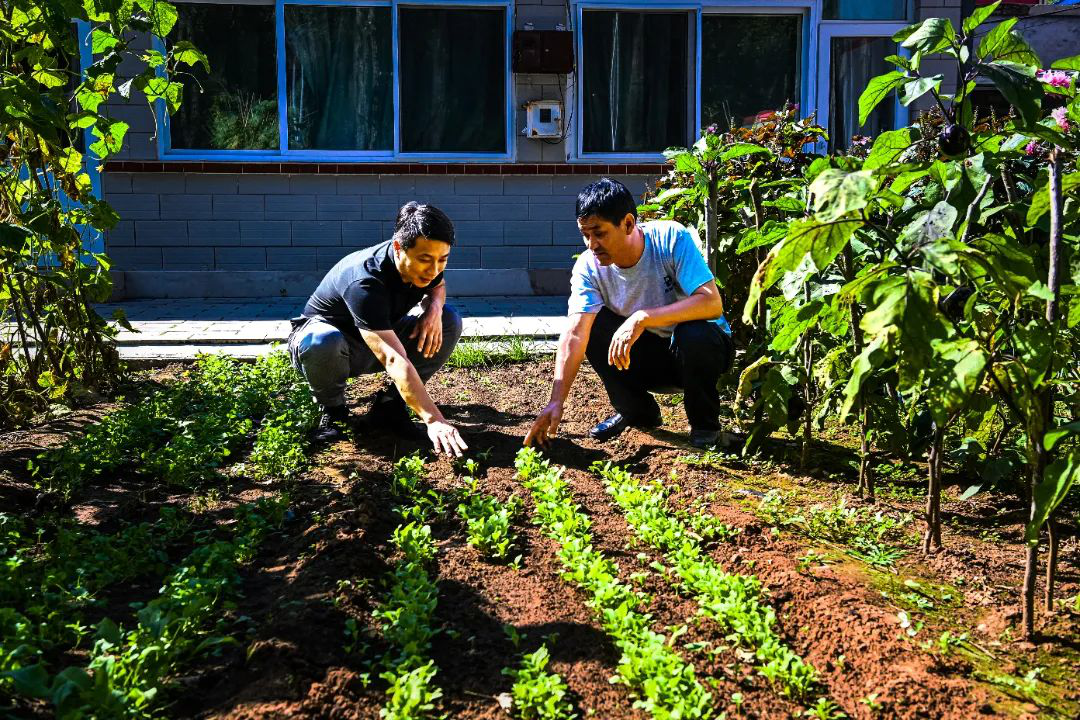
top-left (288, 202), bottom-right (467, 456)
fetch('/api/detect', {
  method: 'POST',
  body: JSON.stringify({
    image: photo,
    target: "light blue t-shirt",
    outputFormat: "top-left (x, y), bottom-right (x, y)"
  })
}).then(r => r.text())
top-left (568, 220), bottom-right (732, 339)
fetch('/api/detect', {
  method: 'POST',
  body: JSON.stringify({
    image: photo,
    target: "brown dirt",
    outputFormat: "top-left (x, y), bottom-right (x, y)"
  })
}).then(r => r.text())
top-left (3, 359), bottom-right (1078, 720)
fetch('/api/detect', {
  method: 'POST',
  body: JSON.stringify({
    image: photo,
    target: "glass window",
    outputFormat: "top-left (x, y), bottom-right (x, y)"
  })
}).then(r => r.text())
top-left (823, 1), bottom-right (907, 21)
top-left (171, 3), bottom-right (278, 150)
top-left (398, 7), bottom-right (507, 153)
top-left (830, 37), bottom-right (896, 149)
top-left (701, 15), bottom-right (801, 130)
top-left (286, 5), bottom-right (393, 151)
top-left (581, 11), bottom-right (689, 154)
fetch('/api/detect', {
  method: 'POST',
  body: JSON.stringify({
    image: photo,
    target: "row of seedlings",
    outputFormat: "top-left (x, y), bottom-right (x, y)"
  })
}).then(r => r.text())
top-left (593, 462), bottom-right (840, 714)
top-left (514, 448), bottom-right (715, 720)
top-left (373, 454), bottom-right (445, 719)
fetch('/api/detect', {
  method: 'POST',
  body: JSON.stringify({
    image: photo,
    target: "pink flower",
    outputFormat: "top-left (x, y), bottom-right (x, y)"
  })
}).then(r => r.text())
top-left (1025, 140), bottom-right (1040, 155)
top-left (1052, 106), bottom-right (1070, 132)
top-left (1037, 69), bottom-right (1072, 89)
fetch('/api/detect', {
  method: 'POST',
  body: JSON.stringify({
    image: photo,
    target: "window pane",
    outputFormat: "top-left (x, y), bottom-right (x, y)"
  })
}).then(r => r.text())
top-left (582, 11), bottom-right (689, 153)
top-left (171, 3), bottom-right (278, 150)
top-left (285, 5), bottom-right (392, 151)
top-left (830, 37), bottom-right (896, 149)
top-left (701, 15), bottom-right (800, 129)
top-left (399, 8), bottom-right (506, 153)
top-left (823, 1), bottom-right (907, 21)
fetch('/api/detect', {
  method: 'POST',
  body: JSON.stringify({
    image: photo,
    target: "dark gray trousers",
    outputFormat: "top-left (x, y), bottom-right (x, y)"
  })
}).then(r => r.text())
top-left (288, 304), bottom-right (463, 410)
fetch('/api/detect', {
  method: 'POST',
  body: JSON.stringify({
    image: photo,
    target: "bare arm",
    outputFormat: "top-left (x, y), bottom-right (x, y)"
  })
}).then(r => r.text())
top-left (524, 312), bottom-right (596, 447)
top-left (636, 280), bottom-right (723, 328)
top-left (359, 326), bottom-right (467, 455)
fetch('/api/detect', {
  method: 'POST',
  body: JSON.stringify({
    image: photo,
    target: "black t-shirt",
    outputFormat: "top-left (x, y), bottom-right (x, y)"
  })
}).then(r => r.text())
top-left (302, 240), bottom-right (443, 339)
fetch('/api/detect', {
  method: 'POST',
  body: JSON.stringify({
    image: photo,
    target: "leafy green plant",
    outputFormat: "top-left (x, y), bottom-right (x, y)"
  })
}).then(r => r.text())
top-left (458, 493), bottom-right (524, 561)
top-left (502, 644), bottom-right (576, 720)
top-left (0, 0), bottom-right (205, 426)
top-left (33, 352), bottom-right (315, 498)
top-left (4, 496), bottom-right (286, 718)
top-left (733, 3), bottom-right (1080, 635)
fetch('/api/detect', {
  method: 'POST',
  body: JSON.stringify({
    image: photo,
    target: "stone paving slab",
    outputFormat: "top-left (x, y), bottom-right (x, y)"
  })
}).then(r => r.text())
top-left (93, 297), bottom-right (570, 355)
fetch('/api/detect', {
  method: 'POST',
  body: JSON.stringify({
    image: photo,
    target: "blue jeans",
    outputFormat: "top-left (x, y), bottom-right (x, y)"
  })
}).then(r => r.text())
top-left (288, 304), bottom-right (463, 410)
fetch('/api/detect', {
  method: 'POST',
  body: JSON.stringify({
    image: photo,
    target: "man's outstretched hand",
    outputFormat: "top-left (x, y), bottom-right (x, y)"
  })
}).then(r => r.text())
top-left (524, 401), bottom-right (563, 448)
top-left (427, 420), bottom-right (468, 457)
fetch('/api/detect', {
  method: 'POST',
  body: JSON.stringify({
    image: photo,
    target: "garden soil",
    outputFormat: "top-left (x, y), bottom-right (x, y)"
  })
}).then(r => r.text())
top-left (3, 359), bottom-right (1078, 719)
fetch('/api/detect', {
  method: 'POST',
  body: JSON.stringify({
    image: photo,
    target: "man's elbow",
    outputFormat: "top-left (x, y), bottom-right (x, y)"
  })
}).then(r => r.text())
top-left (382, 351), bottom-right (411, 379)
top-left (698, 292), bottom-right (724, 320)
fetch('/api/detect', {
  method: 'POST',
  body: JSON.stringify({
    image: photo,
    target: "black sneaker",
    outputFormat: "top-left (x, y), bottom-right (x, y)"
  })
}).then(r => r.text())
top-left (367, 393), bottom-right (428, 443)
top-left (312, 405), bottom-right (350, 443)
top-left (589, 412), bottom-right (662, 442)
top-left (689, 429), bottom-right (719, 449)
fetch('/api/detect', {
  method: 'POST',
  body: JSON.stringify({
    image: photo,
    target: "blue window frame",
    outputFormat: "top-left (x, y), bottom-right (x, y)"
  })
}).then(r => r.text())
top-left (572, 0), bottom-right (912, 161)
top-left (159, 0), bottom-right (513, 162)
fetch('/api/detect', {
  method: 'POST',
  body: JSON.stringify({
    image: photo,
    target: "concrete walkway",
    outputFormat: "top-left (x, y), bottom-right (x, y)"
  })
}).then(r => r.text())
top-left (96, 297), bottom-right (569, 362)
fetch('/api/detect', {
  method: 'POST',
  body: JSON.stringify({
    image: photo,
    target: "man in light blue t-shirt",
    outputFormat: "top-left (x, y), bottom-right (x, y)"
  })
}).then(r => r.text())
top-left (524, 178), bottom-right (734, 449)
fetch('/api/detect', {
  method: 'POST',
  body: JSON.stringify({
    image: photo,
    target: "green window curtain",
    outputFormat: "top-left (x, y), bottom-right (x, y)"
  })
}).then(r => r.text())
top-left (285, 5), bottom-right (393, 151)
top-left (823, 1), bottom-right (908, 21)
top-left (581, 11), bottom-right (689, 154)
top-left (171, 3), bottom-right (278, 150)
top-left (701, 15), bottom-right (801, 130)
top-left (830, 37), bottom-right (897, 149)
top-left (399, 8), bottom-right (507, 153)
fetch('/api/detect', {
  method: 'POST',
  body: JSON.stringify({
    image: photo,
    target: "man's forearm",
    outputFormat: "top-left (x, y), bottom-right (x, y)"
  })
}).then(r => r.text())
top-left (637, 291), bottom-right (723, 329)
top-left (384, 353), bottom-right (443, 424)
top-left (549, 327), bottom-right (587, 405)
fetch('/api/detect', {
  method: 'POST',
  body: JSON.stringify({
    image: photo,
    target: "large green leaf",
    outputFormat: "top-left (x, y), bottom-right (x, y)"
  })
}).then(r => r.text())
top-left (978, 60), bottom-right (1043, 126)
top-left (964, 1), bottom-right (1000, 35)
top-left (858, 71), bottom-right (906, 127)
top-left (89, 120), bottom-right (129, 157)
top-left (1052, 54), bottom-right (1080, 72)
top-left (901, 17), bottom-right (957, 56)
top-left (864, 128), bottom-right (915, 171)
top-left (841, 333), bottom-right (893, 420)
top-left (810, 169), bottom-right (875, 220)
top-left (961, 233), bottom-right (1039, 293)
top-left (899, 201), bottom-right (958, 253)
top-left (1026, 172), bottom-right (1080, 226)
top-left (743, 216), bottom-right (862, 323)
top-left (977, 17), bottom-right (1040, 67)
top-left (1025, 450), bottom-right (1079, 546)
top-left (736, 220), bottom-right (787, 255)
top-left (899, 75), bottom-right (943, 107)
top-left (925, 338), bottom-right (988, 424)
top-left (860, 273), bottom-right (949, 392)
top-left (0, 223), bottom-right (33, 251)
top-left (770, 299), bottom-right (826, 353)
top-left (1045, 421), bottom-right (1080, 451)
top-left (721, 143), bottom-right (773, 162)
top-left (137, 0), bottom-right (178, 37)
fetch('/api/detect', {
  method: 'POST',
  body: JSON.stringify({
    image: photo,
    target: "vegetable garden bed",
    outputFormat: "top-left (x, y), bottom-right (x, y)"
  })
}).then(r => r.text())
top-left (2, 355), bottom-right (1077, 719)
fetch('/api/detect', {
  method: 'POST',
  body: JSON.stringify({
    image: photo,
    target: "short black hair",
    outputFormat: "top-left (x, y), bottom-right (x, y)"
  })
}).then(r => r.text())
top-left (576, 177), bottom-right (637, 226)
top-left (393, 201), bottom-right (455, 250)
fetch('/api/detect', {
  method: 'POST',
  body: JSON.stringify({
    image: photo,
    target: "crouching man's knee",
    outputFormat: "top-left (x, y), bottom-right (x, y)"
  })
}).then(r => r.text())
top-left (672, 321), bottom-right (734, 373)
top-left (441, 304), bottom-right (464, 349)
